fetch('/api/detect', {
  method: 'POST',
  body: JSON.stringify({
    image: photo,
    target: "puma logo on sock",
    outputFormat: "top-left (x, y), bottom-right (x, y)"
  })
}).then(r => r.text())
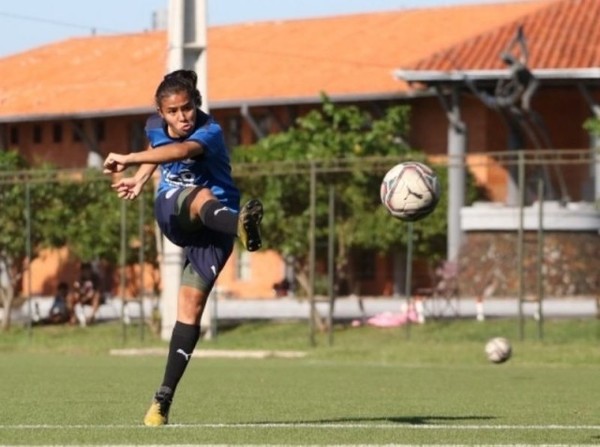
top-left (176, 348), bottom-right (192, 361)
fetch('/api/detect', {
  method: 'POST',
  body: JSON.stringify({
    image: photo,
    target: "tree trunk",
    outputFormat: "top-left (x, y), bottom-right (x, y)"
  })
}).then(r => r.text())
top-left (290, 257), bottom-right (311, 298)
top-left (0, 286), bottom-right (15, 331)
top-left (0, 258), bottom-right (19, 331)
top-left (294, 269), bottom-right (310, 298)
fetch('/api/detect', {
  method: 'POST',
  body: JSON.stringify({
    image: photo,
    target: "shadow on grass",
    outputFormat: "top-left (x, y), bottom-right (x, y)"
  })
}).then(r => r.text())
top-left (255, 415), bottom-right (496, 425)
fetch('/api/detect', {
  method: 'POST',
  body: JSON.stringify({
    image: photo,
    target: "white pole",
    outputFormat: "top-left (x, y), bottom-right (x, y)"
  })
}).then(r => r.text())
top-left (592, 135), bottom-right (600, 203)
top-left (161, 0), bottom-right (209, 340)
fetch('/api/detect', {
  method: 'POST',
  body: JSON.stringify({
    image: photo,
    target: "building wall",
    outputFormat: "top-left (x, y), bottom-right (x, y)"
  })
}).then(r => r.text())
top-left (3, 116), bottom-right (145, 168)
top-left (459, 231), bottom-right (600, 297)
top-left (218, 248), bottom-right (285, 299)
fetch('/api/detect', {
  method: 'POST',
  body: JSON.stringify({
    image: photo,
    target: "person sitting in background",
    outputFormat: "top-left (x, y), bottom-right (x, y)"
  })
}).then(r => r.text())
top-left (68, 263), bottom-right (103, 326)
top-left (273, 278), bottom-right (291, 298)
top-left (44, 282), bottom-right (70, 324)
top-left (34, 282), bottom-right (70, 325)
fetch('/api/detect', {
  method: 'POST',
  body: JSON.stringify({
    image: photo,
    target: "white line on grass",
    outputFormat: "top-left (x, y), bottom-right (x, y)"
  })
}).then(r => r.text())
top-left (1, 423), bottom-right (600, 430)
top-left (0, 444), bottom-right (595, 447)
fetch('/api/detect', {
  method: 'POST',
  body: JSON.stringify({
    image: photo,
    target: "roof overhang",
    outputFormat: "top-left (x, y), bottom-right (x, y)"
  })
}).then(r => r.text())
top-left (0, 91), bottom-right (428, 123)
top-left (0, 107), bottom-right (155, 124)
top-left (394, 68), bottom-right (600, 86)
top-left (210, 91), bottom-right (425, 110)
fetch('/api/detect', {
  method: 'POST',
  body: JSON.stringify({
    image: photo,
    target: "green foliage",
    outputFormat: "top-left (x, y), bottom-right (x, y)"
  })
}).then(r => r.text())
top-left (0, 154), bottom-right (155, 266)
top-left (0, 151), bottom-right (156, 311)
top-left (583, 116), bottom-right (600, 136)
top-left (63, 170), bottom-right (156, 264)
top-left (232, 98), bottom-right (457, 289)
top-left (0, 151), bottom-right (33, 263)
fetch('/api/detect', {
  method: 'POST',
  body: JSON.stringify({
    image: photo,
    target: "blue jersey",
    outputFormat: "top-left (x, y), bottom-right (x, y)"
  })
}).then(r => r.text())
top-left (145, 112), bottom-right (240, 210)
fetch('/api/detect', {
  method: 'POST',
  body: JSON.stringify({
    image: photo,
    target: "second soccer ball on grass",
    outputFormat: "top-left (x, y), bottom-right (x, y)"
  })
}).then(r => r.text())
top-left (485, 337), bottom-right (512, 364)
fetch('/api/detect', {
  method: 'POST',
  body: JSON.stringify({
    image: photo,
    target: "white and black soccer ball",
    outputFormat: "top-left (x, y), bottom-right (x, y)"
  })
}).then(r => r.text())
top-left (380, 161), bottom-right (441, 222)
top-left (485, 337), bottom-right (512, 364)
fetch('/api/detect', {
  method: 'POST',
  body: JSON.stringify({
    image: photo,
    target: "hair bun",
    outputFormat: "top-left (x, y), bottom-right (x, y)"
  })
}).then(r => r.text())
top-left (165, 69), bottom-right (198, 87)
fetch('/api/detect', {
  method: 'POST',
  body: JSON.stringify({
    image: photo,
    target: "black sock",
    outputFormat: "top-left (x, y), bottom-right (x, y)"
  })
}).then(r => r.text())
top-left (161, 321), bottom-right (200, 394)
top-left (199, 199), bottom-right (238, 236)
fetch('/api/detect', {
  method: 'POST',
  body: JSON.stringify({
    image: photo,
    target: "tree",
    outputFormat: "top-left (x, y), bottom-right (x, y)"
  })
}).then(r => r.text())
top-left (63, 170), bottom-right (156, 266)
top-left (584, 116), bottom-right (600, 137)
top-left (0, 151), bottom-right (155, 330)
top-left (232, 97), bottom-right (475, 296)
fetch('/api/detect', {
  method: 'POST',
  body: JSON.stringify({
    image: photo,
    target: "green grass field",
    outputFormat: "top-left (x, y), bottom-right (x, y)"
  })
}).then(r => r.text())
top-left (1, 317), bottom-right (599, 445)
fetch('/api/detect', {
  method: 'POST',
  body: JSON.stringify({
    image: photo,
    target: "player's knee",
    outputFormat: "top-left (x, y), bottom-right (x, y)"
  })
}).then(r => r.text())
top-left (195, 190), bottom-right (215, 210)
top-left (187, 187), bottom-right (215, 217)
top-left (178, 287), bottom-right (207, 324)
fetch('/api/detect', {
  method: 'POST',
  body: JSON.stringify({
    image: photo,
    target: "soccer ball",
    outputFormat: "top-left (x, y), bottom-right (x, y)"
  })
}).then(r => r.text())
top-left (485, 337), bottom-right (512, 364)
top-left (380, 161), bottom-right (441, 221)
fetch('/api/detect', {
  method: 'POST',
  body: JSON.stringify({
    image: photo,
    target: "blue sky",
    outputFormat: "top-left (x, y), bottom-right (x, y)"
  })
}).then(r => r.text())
top-left (0, 0), bottom-right (510, 57)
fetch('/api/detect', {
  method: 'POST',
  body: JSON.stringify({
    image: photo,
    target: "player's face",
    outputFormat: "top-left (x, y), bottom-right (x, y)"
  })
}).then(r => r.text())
top-left (158, 91), bottom-right (197, 138)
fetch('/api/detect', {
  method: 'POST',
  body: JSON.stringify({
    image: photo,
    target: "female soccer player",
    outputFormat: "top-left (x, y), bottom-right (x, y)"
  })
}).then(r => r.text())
top-left (103, 69), bottom-right (263, 426)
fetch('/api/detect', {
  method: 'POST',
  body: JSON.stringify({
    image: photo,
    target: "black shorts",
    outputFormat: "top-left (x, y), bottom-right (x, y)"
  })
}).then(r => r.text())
top-left (154, 187), bottom-right (235, 291)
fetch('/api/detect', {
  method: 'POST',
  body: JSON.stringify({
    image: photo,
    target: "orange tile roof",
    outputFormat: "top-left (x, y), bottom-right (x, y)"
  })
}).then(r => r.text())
top-left (207, 1), bottom-right (547, 103)
top-left (0, 32), bottom-right (166, 119)
top-left (407, 0), bottom-right (600, 71)
top-left (0, 1), bottom-right (555, 120)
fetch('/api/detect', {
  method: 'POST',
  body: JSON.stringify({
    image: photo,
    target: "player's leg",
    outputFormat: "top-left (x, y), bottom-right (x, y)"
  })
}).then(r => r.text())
top-left (143, 269), bottom-right (206, 427)
top-left (144, 210), bottom-right (234, 426)
top-left (86, 290), bottom-right (102, 325)
top-left (181, 187), bottom-right (263, 252)
top-left (66, 291), bottom-right (80, 325)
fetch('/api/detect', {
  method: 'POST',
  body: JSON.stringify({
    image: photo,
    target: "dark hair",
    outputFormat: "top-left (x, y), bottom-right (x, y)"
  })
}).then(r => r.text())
top-left (154, 69), bottom-right (202, 108)
top-left (57, 282), bottom-right (68, 292)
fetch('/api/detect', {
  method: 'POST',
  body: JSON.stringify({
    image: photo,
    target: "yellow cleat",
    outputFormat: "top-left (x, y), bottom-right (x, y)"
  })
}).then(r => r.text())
top-left (143, 387), bottom-right (172, 426)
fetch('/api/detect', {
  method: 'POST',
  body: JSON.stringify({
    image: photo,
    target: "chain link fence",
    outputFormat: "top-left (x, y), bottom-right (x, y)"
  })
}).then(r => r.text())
top-left (0, 150), bottom-right (598, 336)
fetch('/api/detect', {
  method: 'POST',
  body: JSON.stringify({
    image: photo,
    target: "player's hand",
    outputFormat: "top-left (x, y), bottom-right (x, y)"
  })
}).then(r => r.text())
top-left (111, 177), bottom-right (143, 200)
top-left (103, 153), bottom-right (129, 174)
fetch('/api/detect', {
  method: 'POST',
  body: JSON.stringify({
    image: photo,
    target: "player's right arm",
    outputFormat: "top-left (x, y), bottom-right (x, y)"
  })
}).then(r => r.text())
top-left (109, 145), bottom-right (158, 200)
top-left (111, 164), bottom-right (157, 200)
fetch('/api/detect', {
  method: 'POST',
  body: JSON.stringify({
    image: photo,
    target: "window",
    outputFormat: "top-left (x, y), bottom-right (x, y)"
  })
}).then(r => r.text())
top-left (248, 113), bottom-right (272, 144)
top-left (224, 116), bottom-right (241, 148)
top-left (95, 120), bottom-right (105, 142)
top-left (235, 251), bottom-right (252, 281)
top-left (129, 121), bottom-right (146, 152)
top-left (9, 126), bottom-right (19, 145)
top-left (33, 124), bottom-right (43, 144)
top-left (73, 122), bottom-right (83, 142)
top-left (257, 114), bottom-right (271, 138)
top-left (52, 123), bottom-right (62, 143)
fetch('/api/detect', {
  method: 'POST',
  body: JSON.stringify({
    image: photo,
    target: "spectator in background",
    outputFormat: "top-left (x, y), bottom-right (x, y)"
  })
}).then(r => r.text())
top-left (34, 282), bottom-right (70, 325)
top-left (68, 262), bottom-right (103, 326)
top-left (46, 282), bottom-right (70, 324)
